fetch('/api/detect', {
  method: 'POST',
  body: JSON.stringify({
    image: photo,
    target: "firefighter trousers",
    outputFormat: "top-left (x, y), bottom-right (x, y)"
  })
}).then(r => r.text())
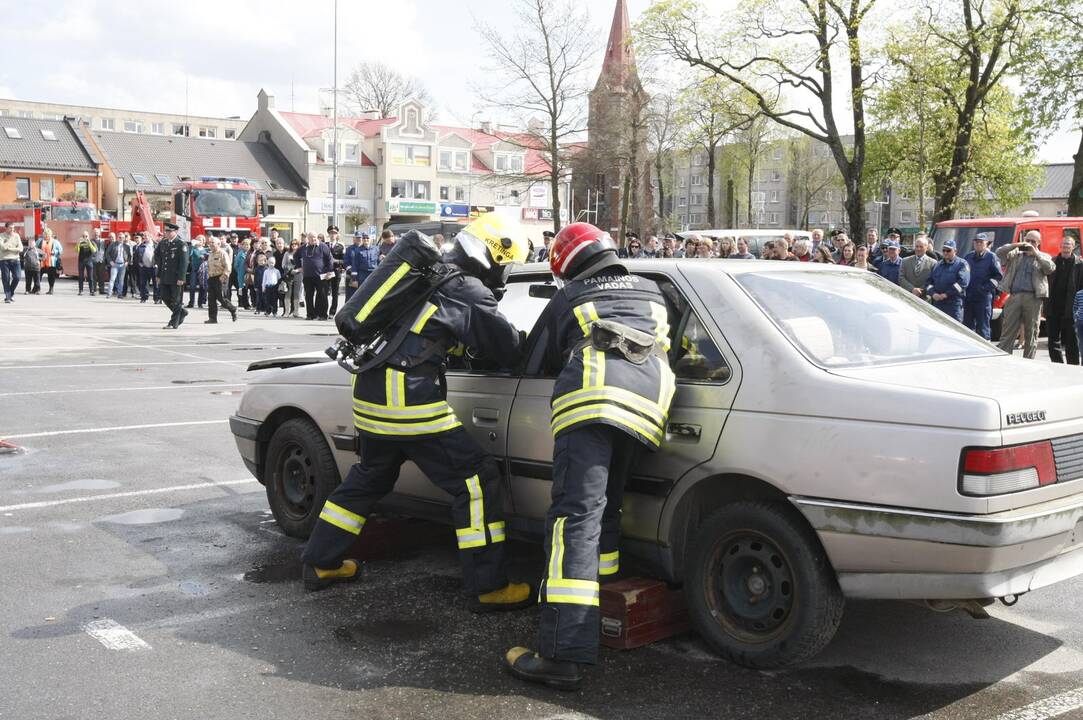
top-left (539, 423), bottom-right (637, 665)
top-left (302, 428), bottom-right (510, 595)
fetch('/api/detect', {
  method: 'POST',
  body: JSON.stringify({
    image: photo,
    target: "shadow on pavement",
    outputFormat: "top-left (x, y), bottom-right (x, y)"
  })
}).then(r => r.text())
top-left (10, 490), bottom-right (1065, 720)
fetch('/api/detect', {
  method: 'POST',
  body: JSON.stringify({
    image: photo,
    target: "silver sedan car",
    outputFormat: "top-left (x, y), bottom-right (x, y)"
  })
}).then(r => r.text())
top-left (230, 260), bottom-right (1083, 668)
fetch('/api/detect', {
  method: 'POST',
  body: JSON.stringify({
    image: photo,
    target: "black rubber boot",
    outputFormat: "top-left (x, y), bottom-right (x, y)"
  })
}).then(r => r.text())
top-left (505, 647), bottom-right (582, 691)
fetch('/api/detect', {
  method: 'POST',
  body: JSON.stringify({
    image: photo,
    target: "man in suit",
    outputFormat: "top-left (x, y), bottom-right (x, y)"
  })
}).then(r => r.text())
top-left (899, 234), bottom-right (937, 299)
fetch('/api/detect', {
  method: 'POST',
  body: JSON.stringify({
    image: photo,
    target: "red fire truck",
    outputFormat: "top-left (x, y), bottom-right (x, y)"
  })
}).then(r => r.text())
top-left (171, 177), bottom-right (267, 241)
top-left (0, 201), bottom-right (100, 274)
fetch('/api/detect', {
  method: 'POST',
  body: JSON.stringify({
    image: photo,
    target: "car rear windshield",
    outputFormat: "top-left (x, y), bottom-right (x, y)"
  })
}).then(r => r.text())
top-left (931, 225), bottom-right (1015, 257)
top-left (734, 270), bottom-right (1001, 368)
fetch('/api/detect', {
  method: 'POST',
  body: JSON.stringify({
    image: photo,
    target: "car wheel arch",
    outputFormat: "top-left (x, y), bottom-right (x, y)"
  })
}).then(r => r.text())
top-left (663, 473), bottom-right (827, 583)
top-left (256, 406), bottom-right (325, 481)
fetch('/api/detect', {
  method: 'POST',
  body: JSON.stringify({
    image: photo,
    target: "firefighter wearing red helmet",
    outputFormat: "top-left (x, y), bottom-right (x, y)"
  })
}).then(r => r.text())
top-left (505, 222), bottom-right (676, 690)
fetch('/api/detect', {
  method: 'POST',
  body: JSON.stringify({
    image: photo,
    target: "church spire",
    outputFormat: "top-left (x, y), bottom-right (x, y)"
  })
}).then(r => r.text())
top-left (597, 0), bottom-right (637, 91)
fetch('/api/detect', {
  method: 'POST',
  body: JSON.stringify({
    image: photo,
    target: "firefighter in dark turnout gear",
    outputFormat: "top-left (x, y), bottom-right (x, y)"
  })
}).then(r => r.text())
top-left (302, 215), bottom-right (533, 612)
top-left (506, 223), bottom-right (676, 690)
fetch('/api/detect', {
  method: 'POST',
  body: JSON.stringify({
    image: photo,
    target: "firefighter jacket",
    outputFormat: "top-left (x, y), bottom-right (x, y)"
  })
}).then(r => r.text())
top-left (351, 271), bottom-right (522, 439)
top-left (154, 237), bottom-right (190, 284)
top-left (536, 268), bottom-right (676, 449)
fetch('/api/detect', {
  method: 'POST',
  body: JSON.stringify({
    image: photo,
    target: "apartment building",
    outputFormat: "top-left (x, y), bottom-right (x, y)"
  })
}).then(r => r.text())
top-left (0, 98), bottom-right (246, 141)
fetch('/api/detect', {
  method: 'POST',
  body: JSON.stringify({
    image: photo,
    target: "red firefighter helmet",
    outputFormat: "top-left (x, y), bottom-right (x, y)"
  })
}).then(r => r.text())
top-left (549, 222), bottom-right (618, 279)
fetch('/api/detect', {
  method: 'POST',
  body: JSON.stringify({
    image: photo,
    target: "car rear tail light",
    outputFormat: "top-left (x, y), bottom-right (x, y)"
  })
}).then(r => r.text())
top-left (960, 442), bottom-right (1056, 496)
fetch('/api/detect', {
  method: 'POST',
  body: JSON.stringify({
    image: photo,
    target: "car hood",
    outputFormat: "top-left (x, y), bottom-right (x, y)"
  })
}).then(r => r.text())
top-left (833, 354), bottom-right (1083, 430)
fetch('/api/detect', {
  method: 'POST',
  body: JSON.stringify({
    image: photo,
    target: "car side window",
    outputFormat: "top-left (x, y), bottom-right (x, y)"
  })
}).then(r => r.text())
top-left (649, 276), bottom-right (731, 383)
top-left (445, 276), bottom-right (549, 374)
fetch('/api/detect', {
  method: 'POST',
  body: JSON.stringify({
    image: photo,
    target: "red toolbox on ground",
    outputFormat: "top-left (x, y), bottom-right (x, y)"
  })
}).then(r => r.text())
top-left (600, 577), bottom-right (690, 649)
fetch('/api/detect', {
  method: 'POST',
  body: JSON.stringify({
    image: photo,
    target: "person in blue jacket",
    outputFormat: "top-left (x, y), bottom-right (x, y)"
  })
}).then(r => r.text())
top-left (343, 231), bottom-right (378, 303)
top-left (962, 233), bottom-right (1003, 339)
top-left (927, 239), bottom-right (970, 321)
top-left (877, 238), bottom-right (903, 284)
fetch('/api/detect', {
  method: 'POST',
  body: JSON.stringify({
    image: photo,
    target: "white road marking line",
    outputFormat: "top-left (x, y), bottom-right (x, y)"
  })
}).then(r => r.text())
top-left (2, 343), bottom-right (310, 351)
top-left (0, 478), bottom-right (257, 512)
top-left (0, 360), bottom-right (247, 369)
top-left (82, 618), bottom-right (151, 651)
top-left (4, 419), bottom-right (228, 440)
top-left (0, 383), bottom-right (244, 398)
top-left (992, 688), bottom-right (1083, 720)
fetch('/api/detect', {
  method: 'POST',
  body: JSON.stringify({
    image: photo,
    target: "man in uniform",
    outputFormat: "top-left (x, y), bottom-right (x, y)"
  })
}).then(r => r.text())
top-left (154, 222), bottom-right (190, 329)
top-left (326, 225), bottom-right (347, 316)
top-left (505, 222), bottom-right (676, 691)
top-left (302, 215), bottom-right (533, 613)
top-left (927, 239), bottom-right (970, 322)
top-left (962, 233), bottom-right (1003, 340)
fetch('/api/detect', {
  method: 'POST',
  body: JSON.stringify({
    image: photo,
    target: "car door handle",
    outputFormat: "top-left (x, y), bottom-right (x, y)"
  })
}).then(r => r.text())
top-left (472, 408), bottom-right (500, 427)
top-left (667, 422), bottom-right (701, 440)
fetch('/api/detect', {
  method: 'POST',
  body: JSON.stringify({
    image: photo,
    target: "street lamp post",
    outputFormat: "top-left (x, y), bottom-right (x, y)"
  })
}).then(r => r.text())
top-left (331, 0), bottom-right (339, 231)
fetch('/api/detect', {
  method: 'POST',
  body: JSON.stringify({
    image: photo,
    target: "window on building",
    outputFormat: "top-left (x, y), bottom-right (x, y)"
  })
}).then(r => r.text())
top-left (403, 107), bottom-right (422, 135)
top-left (123, 119), bottom-right (144, 133)
top-left (771, 170), bottom-right (782, 182)
top-left (39, 129), bottom-right (57, 141)
top-left (495, 187), bottom-right (509, 204)
top-left (130, 173), bottom-right (148, 184)
top-left (151, 122), bottom-right (164, 134)
top-left (768, 212), bottom-right (779, 225)
top-left (390, 143), bottom-right (431, 166)
top-left (455, 151), bottom-right (468, 172)
top-left (900, 210), bottom-right (914, 223)
top-left (224, 128), bottom-right (236, 140)
top-left (510, 155), bottom-right (523, 173)
top-left (74, 180), bottom-right (89, 199)
top-left (678, 196), bottom-right (687, 206)
top-left (692, 153), bottom-right (706, 166)
top-left (439, 185), bottom-right (449, 200)
top-left (39, 178), bottom-right (55, 201)
top-left (495, 154), bottom-right (508, 172)
top-left (4, 127), bottom-right (21, 139)
top-left (345, 180), bottom-right (357, 197)
top-left (411, 180), bottom-right (430, 199)
top-left (15, 177), bottom-right (30, 199)
top-left (391, 179), bottom-right (429, 199)
top-left (773, 146), bottom-right (783, 160)
top-left (198, 126), bottom-right (217, 138)
top-left (326, 177), bottom-right (336, 194)
top-left (344, 143), bottom-right (358, 162)
top-left (100, 118), bottom-right (115, 130)
top-left (691, 193), bottom-right (703, 206)
top-left (439, 150), bottom-right (453, 171)
top-left (455, 186), bottom-right (465, 202)
top-left (172, 123), bottom-right (189, 136)
top-left (770, 190), bottom-right (779, 203)
top-left (154, 174), bottom-right (172, 186)
top-left (690, 213), bottom-right (702, 225)
top-left (691, 174), bottom-right (703, 186)
top-left (826, 191), bottom-right (833, 202)
top-left (678, 176), bottom-right (687, 188)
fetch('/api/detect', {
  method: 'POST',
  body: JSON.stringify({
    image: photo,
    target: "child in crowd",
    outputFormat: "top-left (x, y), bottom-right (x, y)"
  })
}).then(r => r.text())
top-left (253, 253), bottom-right (268, 315)
top-left (261, 256), bottom-right (282, 317)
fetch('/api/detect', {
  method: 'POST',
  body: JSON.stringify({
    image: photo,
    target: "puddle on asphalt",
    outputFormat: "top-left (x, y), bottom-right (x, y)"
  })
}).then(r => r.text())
top-left (178, 580), bottom-right (211, 596)
top-left (0, 526), bottom-right (31, 535)
top-left (230, 346), bottom-right (283, 351)
top-left (334, 616), bottom-right (438, 643)
top-left (171, 379), bottom-right (225, 384)
top-left (36, 479), bottom-right (120, 494)
top-left (243, 560), bottom-right (302, 584)
top-left (99, 508), bottom-right (184, 525)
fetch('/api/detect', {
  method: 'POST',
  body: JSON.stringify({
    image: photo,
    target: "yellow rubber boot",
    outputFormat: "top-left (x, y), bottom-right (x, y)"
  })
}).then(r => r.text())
top-left (302, 559), bottom-right (361, 591)
top-left (471, 582), bottom-right (534, 613)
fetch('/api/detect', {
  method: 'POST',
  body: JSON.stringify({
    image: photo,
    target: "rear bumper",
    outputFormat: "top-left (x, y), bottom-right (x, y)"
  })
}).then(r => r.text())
top-left (791, 495), bottom-right (1083, 599)
top-left (229, 415), bottom-right (262, 480)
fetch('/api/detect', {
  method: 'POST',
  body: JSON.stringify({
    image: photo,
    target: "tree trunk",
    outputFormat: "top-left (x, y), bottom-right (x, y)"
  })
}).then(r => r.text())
top-left (550, 120), bottom-right (562, 234)
top-left (707, 144), bottom-right (717, 227)
top-left (746, 158), bottom-right (755, 227)
top-left (655, 154), bottom-right (666, 221)
top-left (844, 173), bottom-right (865, 240)
top-left (725, 177), bottom-right (734, 227)
top-left (619, 173), bottom-right (631, 242)
top-left (629, 118), bottom-right (641, 236)
top-left (1070, 128), bottom-right (1083, 217)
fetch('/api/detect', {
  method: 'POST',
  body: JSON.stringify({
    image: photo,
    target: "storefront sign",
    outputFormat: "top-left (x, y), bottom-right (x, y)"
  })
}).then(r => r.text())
top-left (316, 198), bottom-right (371, 214)
top-left (439, 203), bottom-right (470, 218)
top-left (387, 198), bottom-right (437, 215)
top-left (529, 183), bottom-right (548, 208)
top-left (521, 207), bottom-right (568, 222)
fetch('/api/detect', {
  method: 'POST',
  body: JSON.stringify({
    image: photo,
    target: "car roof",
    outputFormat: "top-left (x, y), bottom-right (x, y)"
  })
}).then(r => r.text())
top-left (513, 258), bottom-right (861, 278)
top-left (935, 217), bottom-right (1083, 227)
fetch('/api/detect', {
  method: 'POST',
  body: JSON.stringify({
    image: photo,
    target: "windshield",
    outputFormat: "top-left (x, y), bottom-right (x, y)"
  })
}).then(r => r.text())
top-left (734, 270), bottom-right (1001, 368)
top-left (46, 205), bottom-right (96, 221)
top-left (194, 189), bottom-right (256, 218)
top-left (931, 225), bottom-right (1014, 257)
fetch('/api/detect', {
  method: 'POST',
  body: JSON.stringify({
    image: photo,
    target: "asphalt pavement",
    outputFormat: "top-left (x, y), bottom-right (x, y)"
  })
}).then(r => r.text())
top-left (0, 281), bottom-right (1081, 720)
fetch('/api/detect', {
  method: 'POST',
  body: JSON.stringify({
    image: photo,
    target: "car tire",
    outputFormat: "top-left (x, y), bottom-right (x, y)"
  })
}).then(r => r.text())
top-left (264, 418), bottom-right (339, 539)
top-left (684, 501), bottom-right (844, 668)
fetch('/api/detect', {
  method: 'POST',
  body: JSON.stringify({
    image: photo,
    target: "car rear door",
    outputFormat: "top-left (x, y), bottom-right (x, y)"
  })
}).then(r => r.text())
top-left (506, 269), bottom-right (740, 544)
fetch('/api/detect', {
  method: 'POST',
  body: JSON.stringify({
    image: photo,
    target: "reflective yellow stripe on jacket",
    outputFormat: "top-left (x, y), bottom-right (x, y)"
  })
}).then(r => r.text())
top-left (355, 263), bottom-right (411, 322)
top-left (352, 368), bottom-right (462, 436)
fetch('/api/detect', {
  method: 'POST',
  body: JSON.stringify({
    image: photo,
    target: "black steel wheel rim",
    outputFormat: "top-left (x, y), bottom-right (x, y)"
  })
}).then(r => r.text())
top-left (277, 442), bottom-right (315, 518)
top-left (706, 529), bottom-right (796, 643)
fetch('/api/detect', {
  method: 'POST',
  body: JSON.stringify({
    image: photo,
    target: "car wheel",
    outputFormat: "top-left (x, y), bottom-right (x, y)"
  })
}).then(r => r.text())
top-left (685, 501), bottom-right (844, 668)
top-left (264, 418), bottom-right (339, 538)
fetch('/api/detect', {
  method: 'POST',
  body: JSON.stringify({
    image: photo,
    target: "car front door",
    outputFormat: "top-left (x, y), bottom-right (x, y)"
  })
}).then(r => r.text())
top-left (506, 270), bottom-right (740, 546)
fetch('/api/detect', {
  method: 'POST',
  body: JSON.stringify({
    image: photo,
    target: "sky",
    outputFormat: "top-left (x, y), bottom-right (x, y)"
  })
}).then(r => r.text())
top-left (0, 0), bottom-right (1076, 163)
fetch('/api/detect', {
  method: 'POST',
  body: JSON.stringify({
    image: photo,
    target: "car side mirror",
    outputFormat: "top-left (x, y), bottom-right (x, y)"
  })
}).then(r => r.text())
top-left (529, 283), bottom-right (557, 299)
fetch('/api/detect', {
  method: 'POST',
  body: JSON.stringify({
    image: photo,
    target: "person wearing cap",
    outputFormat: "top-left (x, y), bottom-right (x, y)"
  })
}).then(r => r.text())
top-left (343, 231), bottom-right (377, 302)
top-left (153, 222), bottom-right (190, 329)
top-left (962, 233), bottom-right (1003, 340)
top-left (877, 238), bottom-right (903, 284)
top-left (326, 225), bottom-right (346, 316)
top-left (996, 231), bottom-right (1056, 358)
top-left (926, 239), bottom-right (970, 322)
top-left (536, 230), bottom-right (554, 263)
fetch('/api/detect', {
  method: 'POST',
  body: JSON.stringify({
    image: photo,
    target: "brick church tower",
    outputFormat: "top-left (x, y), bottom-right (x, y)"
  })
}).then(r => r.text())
top-left (582, 0), bottom-right (654, 240)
